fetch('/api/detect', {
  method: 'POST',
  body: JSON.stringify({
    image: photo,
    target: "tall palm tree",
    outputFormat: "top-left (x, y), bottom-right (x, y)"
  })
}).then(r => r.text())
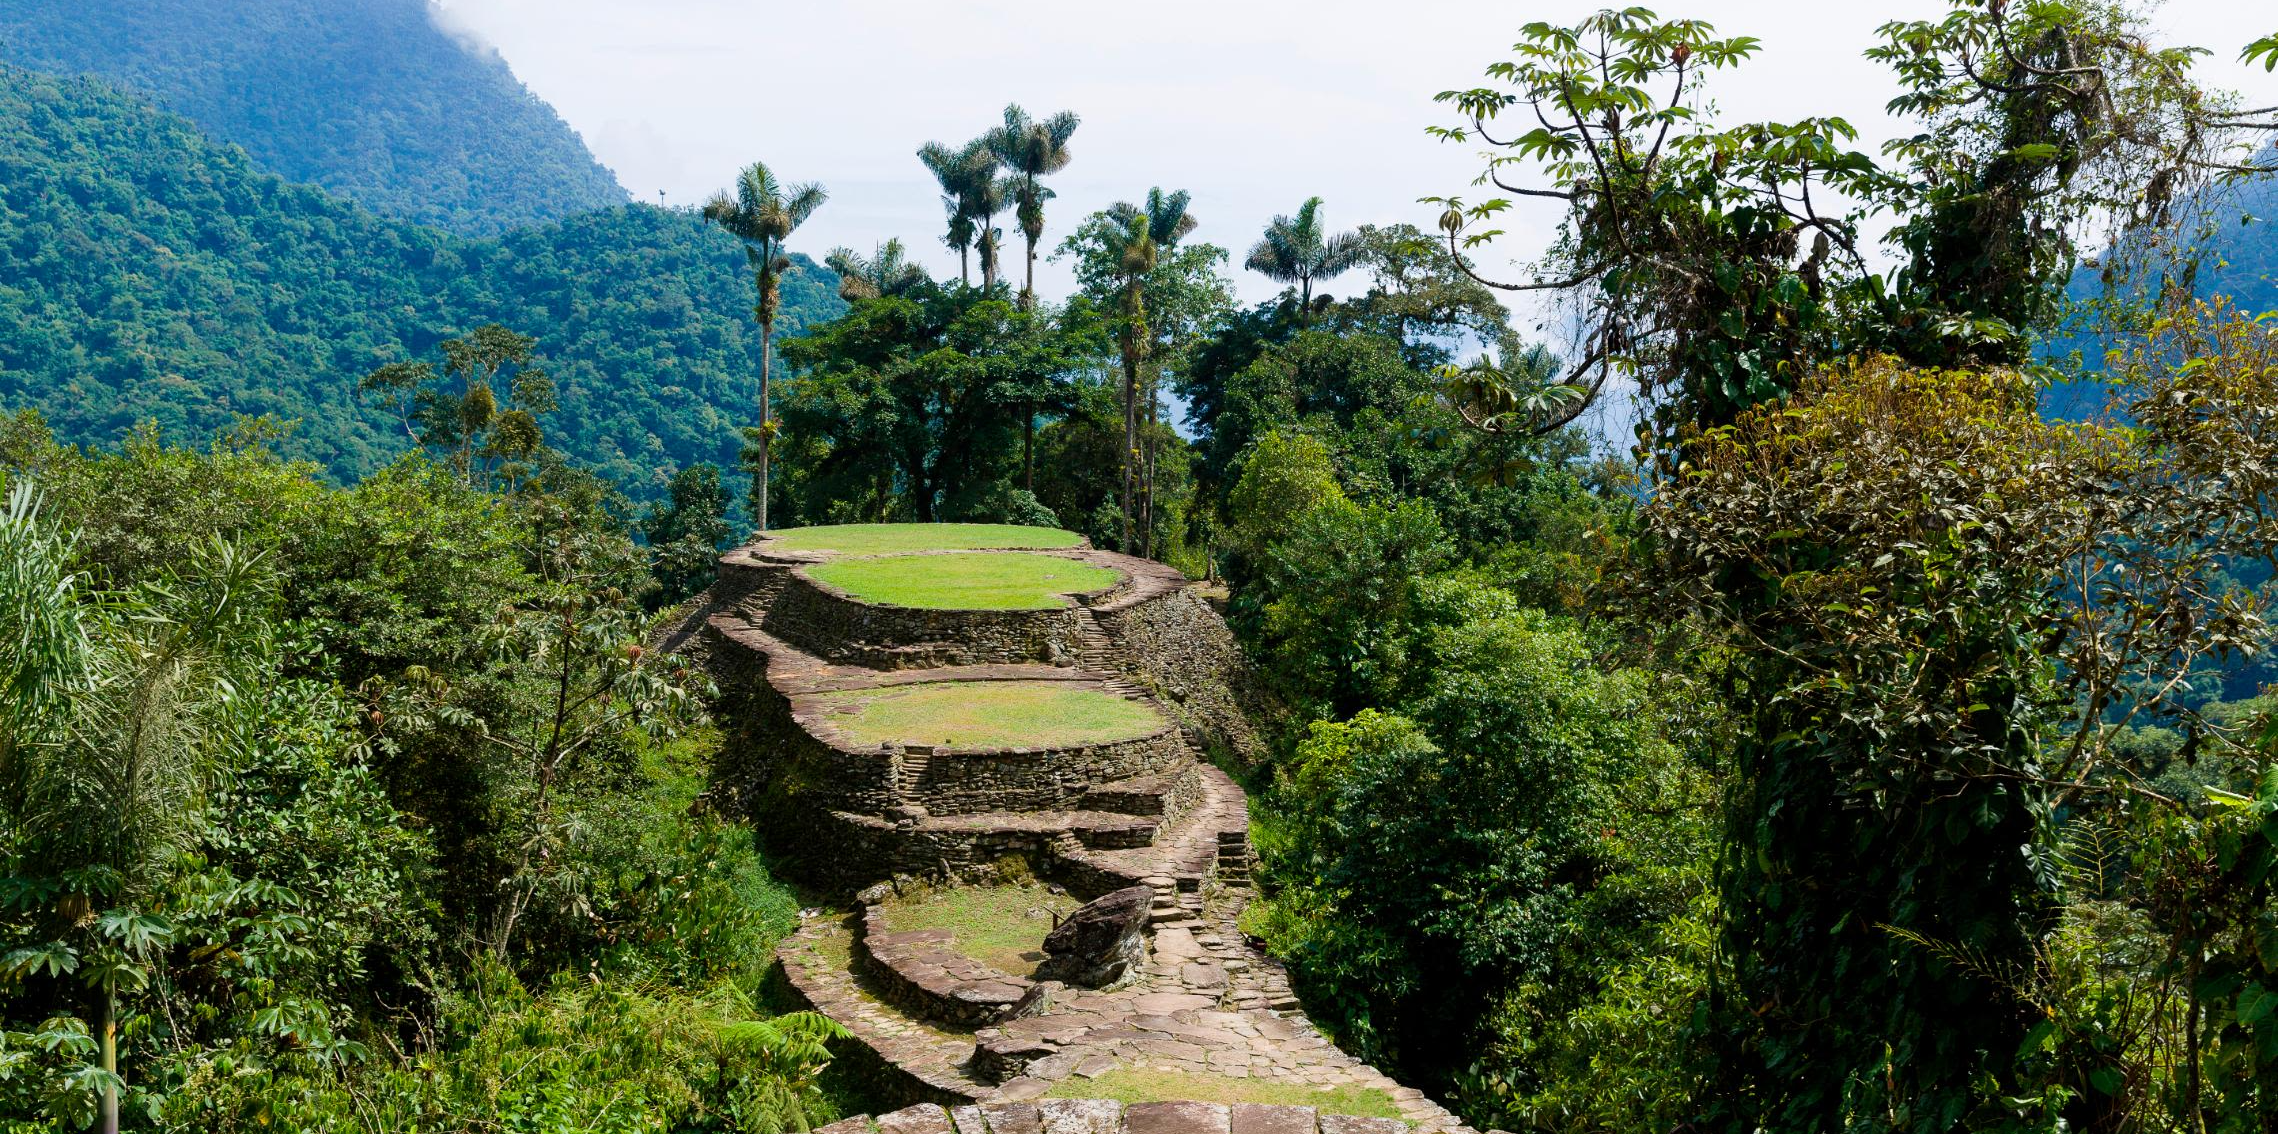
top-left (1095, 188), bottom-right (1197, 553)
top-left (1244, 196), bottom-right (1364, 318)
top-left (919, 139), bottom-right (998, 289)
top-left (702, 161), bottom-right (826, 533)
top-left (825, 239), bottom-right (931, 302)
top-left (988, 104), bottom-right (1080, 309)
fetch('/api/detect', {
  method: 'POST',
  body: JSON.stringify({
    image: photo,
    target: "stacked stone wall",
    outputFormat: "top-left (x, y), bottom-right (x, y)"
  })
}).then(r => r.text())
top-left (1094, 588), bottom-right (1266, 765)
top-left (764, 571), bottom-right (1086, 669)
top-left (898, 730), bottom-right (1190, 816)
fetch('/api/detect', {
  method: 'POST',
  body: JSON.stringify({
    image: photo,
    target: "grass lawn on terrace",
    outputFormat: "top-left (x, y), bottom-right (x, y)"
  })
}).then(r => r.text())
top-left (813, 680), bottom-right (1164, 749)
top-left (1045, 1069), bottom-right (1404, 1118)
top-left (766, 523), bottom-right (1084, 556)
top-left (875, 883), bottom-right (1080, 975)
top-left (808, 551), bottom-right (1120, 610)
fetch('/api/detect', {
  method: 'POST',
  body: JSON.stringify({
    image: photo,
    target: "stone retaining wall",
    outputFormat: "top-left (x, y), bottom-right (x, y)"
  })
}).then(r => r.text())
top-left (858, 904), bottom-right (1048, 1028)
top-left (817, 1099), bottom-right (1409, 1134)
top-left (891, 730), bottom-right (1193, 817)
top-left (1094, 588), bottom-right (1266, 765)
top-left (764, 570), bottom-right (1089, 670)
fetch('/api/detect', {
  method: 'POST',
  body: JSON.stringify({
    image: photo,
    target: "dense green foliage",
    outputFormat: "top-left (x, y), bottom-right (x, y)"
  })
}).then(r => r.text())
top-left (0, 68), bottom-right (842, 504)
top-left (0, 0), bottom-right (626, 235)
top-left (0, 420), bottom-right (847, 1131)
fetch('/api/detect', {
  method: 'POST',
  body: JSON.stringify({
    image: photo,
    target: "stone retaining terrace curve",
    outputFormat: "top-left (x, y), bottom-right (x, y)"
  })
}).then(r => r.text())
top-left (674, 526), bottom-right (1470, 1134)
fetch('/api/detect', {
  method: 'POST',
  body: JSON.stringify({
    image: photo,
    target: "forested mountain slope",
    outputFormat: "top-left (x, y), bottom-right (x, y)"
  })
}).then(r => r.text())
top-left (0, 68), bottom-right (843, 498)
top-left (0, 0), bottom-right (625, 234)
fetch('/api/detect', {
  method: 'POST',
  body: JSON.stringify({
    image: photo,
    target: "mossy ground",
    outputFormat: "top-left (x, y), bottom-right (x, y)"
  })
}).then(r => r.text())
top-left (767, 523), bottom-right (1084, 556)
top-left (874, 883), bottom-right (1081, 975)
top-left (814, 681), bottom-right (1164, 749)
top-left (808, 551), bottom-right (1120, 610)
top-left (1044, 1069), bottom-right (1404, 1118)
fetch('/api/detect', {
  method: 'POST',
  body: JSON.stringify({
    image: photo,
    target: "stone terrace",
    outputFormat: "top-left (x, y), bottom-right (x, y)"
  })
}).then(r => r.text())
top-left (677, 529), bottom-right (1473, 1134)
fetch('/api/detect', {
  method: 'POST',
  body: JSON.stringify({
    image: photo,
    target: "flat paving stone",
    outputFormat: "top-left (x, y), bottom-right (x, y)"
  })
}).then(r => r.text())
top-left (1127, 1102), bottom-right (1232, 1134)
top-left (1130, 992), bottom-right (1217, 1014)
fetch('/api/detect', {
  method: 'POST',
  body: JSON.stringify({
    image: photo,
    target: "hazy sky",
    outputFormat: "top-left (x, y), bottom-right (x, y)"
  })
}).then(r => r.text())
top-left (433, 0), bottom-right (2276, 310)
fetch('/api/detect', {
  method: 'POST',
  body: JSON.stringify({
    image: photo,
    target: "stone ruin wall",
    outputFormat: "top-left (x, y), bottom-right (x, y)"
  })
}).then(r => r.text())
top-left (764, 570), bottom-right (1088, 670)
top-left (1092, 589), bottom-right (1267, 765)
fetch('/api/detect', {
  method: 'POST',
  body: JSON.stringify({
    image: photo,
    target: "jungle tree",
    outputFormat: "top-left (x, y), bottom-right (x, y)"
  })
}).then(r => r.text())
top-left (358, 324), bottom-right (554, 490)
top-left (702, 161), bottom-right (827, 532)
top-left (920, 138), bottom-right (996, 287)
top-left (1244, 196), bottom-right (1365, 319)
top-left (825, 238), bottom-right (931, 302)
top-left (988, 104), bottom-right (1082, 309)
top-left (0, 493), bottom-right (270, 1134)
top-left (1082, 189), bottom-right (1199, 553)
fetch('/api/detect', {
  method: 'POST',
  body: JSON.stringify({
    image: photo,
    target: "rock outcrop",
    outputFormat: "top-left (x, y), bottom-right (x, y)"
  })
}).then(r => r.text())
top-left (1036, 886), bottom-right (1151, 988)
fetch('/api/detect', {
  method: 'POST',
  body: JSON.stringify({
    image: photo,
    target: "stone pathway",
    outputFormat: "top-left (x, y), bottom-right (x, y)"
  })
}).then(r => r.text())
top-left (817, 1097), bottom-right (1411, 1134)
top-left (780, 879), bottom-right (1475, 1134)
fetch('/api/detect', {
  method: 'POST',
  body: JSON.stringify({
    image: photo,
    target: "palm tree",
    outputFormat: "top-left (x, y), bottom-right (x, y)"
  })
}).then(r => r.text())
top-left (919, 138), bottom-right (998, 289)
top-left (988, 105), bottom-right (1080, 309)
top-left (1244, 196), bottom-right (1364, 318)
top-left (1095, 188), bottom-right (1197, 553)
top-left (0, 487), bottom-right (265, 1134)
top-left (825, 239), bottom-right (931, 302)
top-left (970, 172), bottom-right (1014, 292)
top-left (702, 161), bottom-right (827, 533)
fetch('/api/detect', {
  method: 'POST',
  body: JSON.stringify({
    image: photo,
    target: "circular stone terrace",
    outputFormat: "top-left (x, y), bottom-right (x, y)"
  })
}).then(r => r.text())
top-left (686, 524), bottom-right (1470, 1132)
top-left (809, 680), bottom-right (1167, 751)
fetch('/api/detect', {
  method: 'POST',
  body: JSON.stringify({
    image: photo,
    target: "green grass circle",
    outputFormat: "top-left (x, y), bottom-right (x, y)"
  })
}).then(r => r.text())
top-left (766, 523), bottom-right (1083, 556)
top-left (807, 551), bottom-right (1119, 610)
top-left (814, 680), bottom-right (1164, 749)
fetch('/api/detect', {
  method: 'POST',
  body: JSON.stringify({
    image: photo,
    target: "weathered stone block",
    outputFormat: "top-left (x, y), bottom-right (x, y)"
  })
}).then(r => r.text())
top-left (1037, 1098), bottom-right (1124, 1134)
top-left (1127, 1102), bottom-right (1232, 1134)
top-left (876, 1105), bottom-right (958, 1134)
top-left (1228, 1105), bottom-right (1318, 1134)
top-left (1315, 1116), bottom-right (1408, 1134)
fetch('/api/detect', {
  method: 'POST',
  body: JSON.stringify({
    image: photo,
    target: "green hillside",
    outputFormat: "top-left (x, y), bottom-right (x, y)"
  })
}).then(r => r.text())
top-left (0, 0), bottom-right (626, 234)
top-left (0, 67), bottom-right (843, 498)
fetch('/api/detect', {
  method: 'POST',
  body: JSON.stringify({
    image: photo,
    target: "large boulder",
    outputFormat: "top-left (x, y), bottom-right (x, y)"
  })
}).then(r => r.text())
top-left (1036, 885), bottom-right (1151, 987)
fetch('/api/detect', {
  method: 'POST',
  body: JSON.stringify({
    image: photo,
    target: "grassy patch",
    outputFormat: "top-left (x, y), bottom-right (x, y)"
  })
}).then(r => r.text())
top-left (875, 884), bottom-right (1081, 975)
top-left (808, 552), bottom-right (1120, 610)
top-left (1045, 1069), bottom-right (1404, 1118)
top-left (815, 681), bottom-right (1164, 749)
top-left (768, 524), bottom-right (1083, 556)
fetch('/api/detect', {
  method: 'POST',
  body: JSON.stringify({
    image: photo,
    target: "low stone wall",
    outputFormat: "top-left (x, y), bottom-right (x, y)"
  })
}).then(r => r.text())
top-left (817, 1100), bottom-right (1410, 1134)
top-left (893, 729), bottom-right (1192, 817)
top-left (764, 570), bottom-right (1089, 670)
top-left (858, 905), bottom-right (1047, 1028)
top-left (1094, 588), bottom-right (1266, 765)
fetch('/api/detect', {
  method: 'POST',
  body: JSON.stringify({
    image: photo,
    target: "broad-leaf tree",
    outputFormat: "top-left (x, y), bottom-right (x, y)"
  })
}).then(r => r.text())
top-left (702, 161), bottom-right (827, 532)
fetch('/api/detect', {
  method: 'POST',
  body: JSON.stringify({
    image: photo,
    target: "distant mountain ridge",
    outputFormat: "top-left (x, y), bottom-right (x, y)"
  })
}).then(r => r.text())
top-left (0, 0), bottom-right (626, 235)
top-left (0, 67), bottom-right (842, 499)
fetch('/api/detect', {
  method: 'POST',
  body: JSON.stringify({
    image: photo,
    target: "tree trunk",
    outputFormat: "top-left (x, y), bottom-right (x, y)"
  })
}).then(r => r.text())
top-left (757, 321), bottom-right (773, 532)
top-left (960, 246), bottom-right (970, 287)
top-left (1023, 402), bottom-right (1036, 493)
top-left (99, 991), bottom-right (118, 1134)
top-left (1023, 234), bottom-right (1038, 310)
top-left (1120, 347), bottom-right (1137, 554)
top-left (1140, 381), bottom-right (1158, 560)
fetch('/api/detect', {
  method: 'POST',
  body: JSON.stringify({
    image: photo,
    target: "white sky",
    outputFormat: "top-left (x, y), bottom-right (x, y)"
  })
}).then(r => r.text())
top-left (433, 0), bottom-right (2276, 310)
